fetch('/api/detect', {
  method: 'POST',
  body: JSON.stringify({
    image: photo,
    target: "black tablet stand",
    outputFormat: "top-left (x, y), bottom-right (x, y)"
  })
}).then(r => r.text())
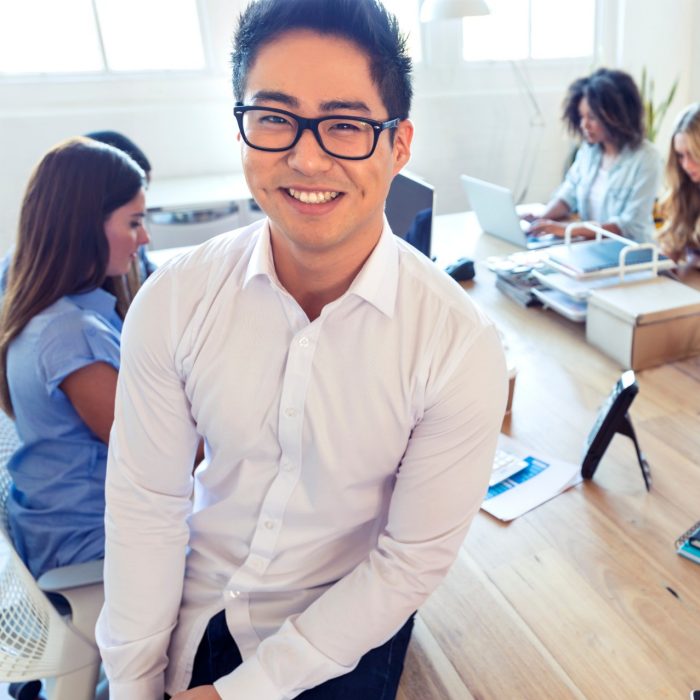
top-left (611, 412), bottom-right (652, 491)
top-left (580, 371), bottom-right (652, 491)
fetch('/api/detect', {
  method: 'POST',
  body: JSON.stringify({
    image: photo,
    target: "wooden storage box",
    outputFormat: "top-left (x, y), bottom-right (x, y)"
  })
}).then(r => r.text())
top-left (586, 277), bottom-right (700, 370)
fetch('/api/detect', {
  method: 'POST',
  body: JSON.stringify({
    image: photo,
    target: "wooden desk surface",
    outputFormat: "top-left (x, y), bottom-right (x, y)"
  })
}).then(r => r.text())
top-left (398, 212), bottom-right (700, 700)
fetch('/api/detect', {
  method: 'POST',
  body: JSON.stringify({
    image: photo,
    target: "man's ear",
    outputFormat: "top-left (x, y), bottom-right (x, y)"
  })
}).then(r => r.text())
top-left (392, 119), bottom-right (414, 176)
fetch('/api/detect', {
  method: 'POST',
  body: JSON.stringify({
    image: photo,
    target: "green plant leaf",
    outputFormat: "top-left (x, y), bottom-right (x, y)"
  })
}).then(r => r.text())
top-left (640, 67), bottom-right (679, 142)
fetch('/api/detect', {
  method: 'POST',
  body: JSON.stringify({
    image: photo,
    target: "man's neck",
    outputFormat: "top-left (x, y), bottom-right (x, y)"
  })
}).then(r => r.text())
top-left (270, 228), bottom-right (381, 322)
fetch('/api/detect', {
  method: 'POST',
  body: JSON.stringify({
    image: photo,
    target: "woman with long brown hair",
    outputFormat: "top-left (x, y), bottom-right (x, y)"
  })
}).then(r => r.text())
top-left (657, 103), bottom-right (700, 264)
top-left (0, 137), bottom-right (148, 579)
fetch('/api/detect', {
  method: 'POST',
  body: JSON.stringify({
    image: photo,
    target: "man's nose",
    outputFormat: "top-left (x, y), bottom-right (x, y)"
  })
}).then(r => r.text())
top-left (287, 128), bottom-right (333, 174)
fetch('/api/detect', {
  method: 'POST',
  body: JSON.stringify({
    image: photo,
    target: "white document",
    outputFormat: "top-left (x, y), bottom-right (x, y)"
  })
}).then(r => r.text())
top-left (481, 434), bottom-right (582, 522)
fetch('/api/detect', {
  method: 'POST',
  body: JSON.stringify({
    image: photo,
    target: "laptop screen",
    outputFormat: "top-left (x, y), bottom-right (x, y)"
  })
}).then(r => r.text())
top-left (385, 171), bottom-right (434, 258)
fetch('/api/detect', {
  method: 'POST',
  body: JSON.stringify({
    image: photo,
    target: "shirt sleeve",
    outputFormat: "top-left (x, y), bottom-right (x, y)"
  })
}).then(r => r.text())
top-left (213, 316), bottom-right (508, 700)
top-left (39, 311), bottom-right (120, 396)
top-left (605, 144), bottom-right (661, 242)
top-left (96, 271), bottom-right (200, 700)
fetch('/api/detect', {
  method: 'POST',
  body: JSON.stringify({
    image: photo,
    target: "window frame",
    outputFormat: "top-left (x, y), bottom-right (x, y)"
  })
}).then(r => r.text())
top-left (416, 0), bottom-right (602, 69)
top-left (459, 0), bottom-right (598, 65)
top-left (0, 0), bottom-right (215, 83)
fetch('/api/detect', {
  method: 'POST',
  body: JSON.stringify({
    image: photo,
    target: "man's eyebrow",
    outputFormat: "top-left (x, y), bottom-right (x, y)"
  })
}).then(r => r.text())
top-left (247, 92), bottom-right (372, 115)
top-left (319, 100), bottom-right (371, 113)
top-left (249, 91), bottom-right (299, 107)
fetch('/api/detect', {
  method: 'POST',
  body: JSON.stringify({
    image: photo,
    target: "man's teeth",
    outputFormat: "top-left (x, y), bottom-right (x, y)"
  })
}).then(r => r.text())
top-left (288, 189), bottom-right (339, 204)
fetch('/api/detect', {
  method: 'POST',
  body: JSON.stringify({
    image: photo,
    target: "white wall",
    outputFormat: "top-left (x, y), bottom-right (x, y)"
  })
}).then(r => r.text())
top-left (0, 0), bottom-right (698, 251)
top-left (0, 0), bottom-right (246, 252)
top-left (612, 0), bottom-right (696, 156)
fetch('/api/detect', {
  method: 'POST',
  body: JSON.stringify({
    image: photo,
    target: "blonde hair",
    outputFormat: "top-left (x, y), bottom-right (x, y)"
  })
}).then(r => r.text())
top-left (657, 103), bottom-right (700, 260)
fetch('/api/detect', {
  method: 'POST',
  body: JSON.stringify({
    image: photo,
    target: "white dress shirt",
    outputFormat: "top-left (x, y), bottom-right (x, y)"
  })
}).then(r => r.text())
top-left (96, 218), bottom-right (508, 700)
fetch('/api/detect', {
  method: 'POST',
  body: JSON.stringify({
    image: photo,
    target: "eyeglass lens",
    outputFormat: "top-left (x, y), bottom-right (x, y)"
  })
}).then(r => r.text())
top-left (241, 109), bottom-right (377, 158)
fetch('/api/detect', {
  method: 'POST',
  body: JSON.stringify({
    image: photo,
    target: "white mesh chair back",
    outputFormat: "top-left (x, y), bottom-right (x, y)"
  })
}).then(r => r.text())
top-left (0, 412), bottom-right (101, 693)
top-left (0, 411), bottom-right (20, 537)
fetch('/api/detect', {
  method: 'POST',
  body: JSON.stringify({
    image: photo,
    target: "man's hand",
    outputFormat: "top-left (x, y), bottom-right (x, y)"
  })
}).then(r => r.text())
top-left (172, 686), bottom-right (222, 700)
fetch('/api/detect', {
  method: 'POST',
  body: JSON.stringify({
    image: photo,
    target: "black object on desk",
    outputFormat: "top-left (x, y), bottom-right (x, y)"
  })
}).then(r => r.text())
top-left (494, 268), bottom-right (544, 307)
top-left (445, 257), bottom-right (475, 282)
top-left (581, 370), bottom-right (651, 490)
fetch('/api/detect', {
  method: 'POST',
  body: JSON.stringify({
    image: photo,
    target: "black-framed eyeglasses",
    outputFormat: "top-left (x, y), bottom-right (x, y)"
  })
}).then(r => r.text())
top-left (233, 103), bottom-right (400, 161)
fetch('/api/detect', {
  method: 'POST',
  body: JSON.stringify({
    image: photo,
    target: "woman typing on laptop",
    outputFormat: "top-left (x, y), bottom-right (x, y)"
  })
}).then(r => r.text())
top-left (524, 68), bottom-right (661, 243)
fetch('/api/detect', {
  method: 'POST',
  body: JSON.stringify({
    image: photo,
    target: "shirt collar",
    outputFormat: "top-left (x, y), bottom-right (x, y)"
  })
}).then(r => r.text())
top-left (243, 220), bottom-right (276, 288)
top-left (592, 142), bottom-right (631, 172)
top-left (67, 286), bottom-right (119, 318)
top-left (242, 217), bottom-right (399, 318)
top-left (345, 218), bottom-right (398, 318)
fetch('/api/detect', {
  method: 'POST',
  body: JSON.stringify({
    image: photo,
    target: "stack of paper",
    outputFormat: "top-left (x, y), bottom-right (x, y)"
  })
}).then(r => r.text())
top-left (481, 435), bottom-right (581, 521)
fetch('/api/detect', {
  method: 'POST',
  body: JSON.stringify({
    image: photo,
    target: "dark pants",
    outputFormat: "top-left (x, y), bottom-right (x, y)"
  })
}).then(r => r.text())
top-left (181, 609), bottom-right (415, 699)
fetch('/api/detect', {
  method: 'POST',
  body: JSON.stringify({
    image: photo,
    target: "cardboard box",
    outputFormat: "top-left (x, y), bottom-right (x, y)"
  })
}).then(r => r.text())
top-left (586, 277), bottom-right (700, 370)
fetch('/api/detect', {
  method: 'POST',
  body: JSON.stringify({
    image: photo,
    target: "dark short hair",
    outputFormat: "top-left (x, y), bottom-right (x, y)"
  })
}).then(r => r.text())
top-left (85, 130), bottom-right (152, 175)
top-left (562, 68), bottom-right (644, 150)
top-left (231, 0), bottom-right (413, 120)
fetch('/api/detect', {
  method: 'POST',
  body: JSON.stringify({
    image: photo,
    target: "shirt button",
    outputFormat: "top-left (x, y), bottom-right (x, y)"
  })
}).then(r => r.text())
top-left (249, 557), bottom-right (265, 572)
top-left (264, 519), bottom-right (275, 530)
top-left (282, 462), bottom-right (294, 472)
top-left (299, 336), bottom-right (309, 347)
top-left (285, 407), bottom-right (297, 418)
top-left (228, 590), bottom-right (241, 599)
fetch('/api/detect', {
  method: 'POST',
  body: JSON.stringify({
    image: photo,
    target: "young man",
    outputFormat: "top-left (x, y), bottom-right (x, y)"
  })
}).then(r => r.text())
top-left (96, 1), bottom-right (507, 699)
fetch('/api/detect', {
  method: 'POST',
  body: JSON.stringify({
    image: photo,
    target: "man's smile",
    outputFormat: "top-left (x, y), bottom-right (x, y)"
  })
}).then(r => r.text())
top-left (287, 188), bottom-right (340, 204)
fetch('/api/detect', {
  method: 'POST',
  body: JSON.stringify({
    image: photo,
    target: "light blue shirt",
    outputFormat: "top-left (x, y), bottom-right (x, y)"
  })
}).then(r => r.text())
top-left (554, 140), bottom-right (662, 242)
top-left (7, 287), bottom-right (121, 578)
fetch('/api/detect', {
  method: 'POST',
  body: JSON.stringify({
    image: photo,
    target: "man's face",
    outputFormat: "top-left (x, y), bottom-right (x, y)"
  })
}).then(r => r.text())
top-left (239, 30), bottom-right (412, 260)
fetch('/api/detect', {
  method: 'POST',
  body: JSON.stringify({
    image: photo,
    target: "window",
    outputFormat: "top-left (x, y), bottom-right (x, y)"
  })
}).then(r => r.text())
top-left (462, 0), bottom-right (595, 62)
top-left (382, 0), bottom-right (423, 62)
top-left (0, 0), bottom-right (206, 76)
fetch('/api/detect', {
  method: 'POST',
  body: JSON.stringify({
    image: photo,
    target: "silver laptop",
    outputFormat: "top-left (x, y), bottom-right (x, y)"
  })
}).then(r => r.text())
top-left (460, 175), bottom-right (561, 250)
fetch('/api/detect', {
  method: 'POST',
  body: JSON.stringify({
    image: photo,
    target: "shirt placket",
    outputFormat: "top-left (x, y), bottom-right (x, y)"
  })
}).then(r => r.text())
top-left (222, 313), bottom-right (320, 656)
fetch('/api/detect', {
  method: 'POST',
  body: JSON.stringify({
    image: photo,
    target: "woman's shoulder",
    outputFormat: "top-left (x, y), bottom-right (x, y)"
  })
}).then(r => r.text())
top-left (571, 141), bottom-right (601, 169)
top-left (624, 139), bottom-right (660, 163)
top-left (21, 294), bottom-right (118, 350)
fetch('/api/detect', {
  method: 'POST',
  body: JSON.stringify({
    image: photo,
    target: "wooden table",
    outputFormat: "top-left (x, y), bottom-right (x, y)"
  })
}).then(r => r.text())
top-left (398, 212), bottom-right (700, 700)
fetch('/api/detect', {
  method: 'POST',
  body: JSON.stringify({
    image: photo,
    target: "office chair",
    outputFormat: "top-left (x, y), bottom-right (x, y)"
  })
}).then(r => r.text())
top-left (0, 411), bottom-right (106, 700)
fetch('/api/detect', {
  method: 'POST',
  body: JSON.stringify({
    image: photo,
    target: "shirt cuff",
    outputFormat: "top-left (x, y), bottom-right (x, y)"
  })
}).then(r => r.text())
top-left (107, 675), bottom-right (164, 700)
top-left (213, 656), bottom-right (283, 700)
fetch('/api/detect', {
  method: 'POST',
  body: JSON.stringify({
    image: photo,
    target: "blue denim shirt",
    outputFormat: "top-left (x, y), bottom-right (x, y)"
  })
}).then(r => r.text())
top-left (554, 140), bottom-right (662, 242)
top-left (6, 288), bottom-right (121, 577)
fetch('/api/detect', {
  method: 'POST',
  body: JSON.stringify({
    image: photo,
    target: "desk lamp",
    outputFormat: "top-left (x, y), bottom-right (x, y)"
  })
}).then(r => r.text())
top-left (420, 0), bottom-right (545, 203)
